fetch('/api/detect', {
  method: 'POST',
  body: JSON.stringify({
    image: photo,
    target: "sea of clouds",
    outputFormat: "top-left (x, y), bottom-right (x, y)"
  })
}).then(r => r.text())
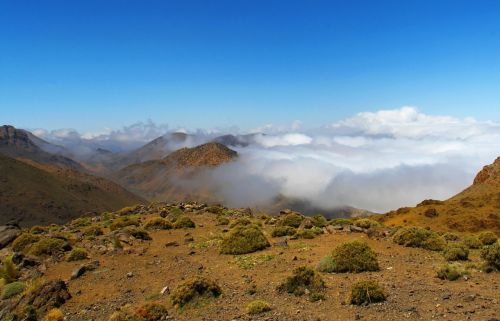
top-left (34, 107), bottom-right (500, 213)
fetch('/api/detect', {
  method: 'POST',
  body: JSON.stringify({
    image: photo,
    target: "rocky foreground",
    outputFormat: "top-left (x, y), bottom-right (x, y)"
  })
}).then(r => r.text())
top-left (0, 202), bottom-right (499, 321)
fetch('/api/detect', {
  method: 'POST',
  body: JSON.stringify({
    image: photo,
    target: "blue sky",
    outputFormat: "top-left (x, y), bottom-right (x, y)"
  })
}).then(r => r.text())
top-left (1, 0), bottom-right (499, 132)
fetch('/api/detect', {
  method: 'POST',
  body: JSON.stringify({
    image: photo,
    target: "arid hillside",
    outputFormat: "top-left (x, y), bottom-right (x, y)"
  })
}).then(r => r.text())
top-left (376, 157), bottom-right (500, 234)
top-left (0, 203), bottom-right (498, 321)
top-left (0, 154), bottom-right (145, 226)
top-left (113, 142), bottom-right (237, 201)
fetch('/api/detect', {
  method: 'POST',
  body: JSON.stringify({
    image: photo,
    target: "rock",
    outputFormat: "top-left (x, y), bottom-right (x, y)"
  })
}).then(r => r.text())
top-left (165, 241), bottom-right (179, 247)
top-left (71, 266), bottom-right (87, 280)
top-left (17, 279), bottom-right (71, 313)
top-left (0, 224), bottom-right (21, 249)
top-left (280, 209), bottom-right (292, 215)
top-left (350, 225), bottom-right (364, 232)
top-left (126, 272), bottom-right (134, 278)
top-left (275, 238), bottom-right (288, 247)
top-left (160, 286), bottom-right (170, 295)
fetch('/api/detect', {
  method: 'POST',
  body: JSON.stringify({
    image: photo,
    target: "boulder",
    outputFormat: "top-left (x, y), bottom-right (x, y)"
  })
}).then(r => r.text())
top-left (17, 280), bottom-right (71, 313)
top-left (0, 225), bottom-right (21, 249)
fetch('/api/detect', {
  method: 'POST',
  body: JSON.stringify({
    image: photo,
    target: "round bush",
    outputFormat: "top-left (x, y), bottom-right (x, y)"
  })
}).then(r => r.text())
top-left (271, 226), bottom-right (296, 237)
top-left (28, 238), bottom-right (66, 256)
top-left (316, 255), bottom-right (336, 273)
top-left (1, 281), bottom-right (25, 299)
top-left (66, 248), bottom-right (88, 262)
top-left (170, 277), bottom-right (222, 307)
top-left (437, 263), bottom-right (467, 281)
top-left (173, 215), bottom-right (196, 229)
top-left (220, 224), bottom-right (270, 255)
top-left (463, 235), bottom-right (482, 249)
top-left (481, 242), bottom-right (500, 270)
top-left (478, 231), bottom-right (497, 246)
top-left (350, 280), bottom-right (386, 305)
top-left (246, 300), bottom-right (271, 314)
top-left (279, 213), bottom-right (304, 228)
top-left (144, 218), bottom-right (173, 230)
top-left (12, 233), bottom-right (40, 252)
top-left (392, 227), bottom-right (445, 251)
top-left (277, 266), bottom-right (325, 298)
top-left (330, 240), bottom-right (379, 273)
top-left (443, 243), bottom-right (469, 261)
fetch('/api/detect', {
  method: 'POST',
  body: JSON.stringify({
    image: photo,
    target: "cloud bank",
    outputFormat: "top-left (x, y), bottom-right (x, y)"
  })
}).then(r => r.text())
top-left (36, 107), bottom-right (500, 213)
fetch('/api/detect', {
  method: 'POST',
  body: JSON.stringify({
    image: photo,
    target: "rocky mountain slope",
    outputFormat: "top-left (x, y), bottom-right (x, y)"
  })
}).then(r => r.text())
top-left (0, 203), bottom-right (498, 321)
top-left (0, 125), bottom-right (83, 171)
top-left (113, 142), bottom-right (237, 201)
top-left (0, 153), bottom-right (145, 226)
top-left (377, 157), bottom-right (500, 234)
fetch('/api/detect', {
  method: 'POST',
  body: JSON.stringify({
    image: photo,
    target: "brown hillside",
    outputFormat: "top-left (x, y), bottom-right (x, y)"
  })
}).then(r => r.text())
top-left (0, 125), bottom-right (83, 171)
top-left (0, 154), bottom-right (145, 226)
top-left (113, 143), bottom-right (237, 201)
top-left (377, 157), bottom-right (500, 234)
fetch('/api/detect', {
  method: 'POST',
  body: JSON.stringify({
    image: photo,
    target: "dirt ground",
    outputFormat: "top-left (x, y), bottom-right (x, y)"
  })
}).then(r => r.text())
top-left (40, 213), bottom-right (499, 321)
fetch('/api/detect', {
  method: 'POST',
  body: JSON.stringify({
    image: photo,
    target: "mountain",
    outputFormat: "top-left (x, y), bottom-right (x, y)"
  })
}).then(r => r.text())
top-left (0, 125), bottom-right (83, 171)
top-left (0, 153), bottom-right (145, 226)
top-left (377, 157), bottom-right (500, 233)
top-left (113, 142), bottom-right (237, 201)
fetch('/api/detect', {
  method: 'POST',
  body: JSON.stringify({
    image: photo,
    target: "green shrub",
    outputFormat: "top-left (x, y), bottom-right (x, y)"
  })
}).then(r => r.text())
top-left (463, 235), bottom-right (482, 249)
top-left (392, 227), bottom-right (445, 251)
top-left (66, 248), bottom-right (88, 262)
top-left (245, 300), bottom-right (271, 315)
top-left (353, 219), bottom-right (380, 229)
top-left (350, 280), bottom-right (386, 305)
top-left (1, 281), bottom-right (25, 299)
top-left (443, 243), bottom-right (469, 261)
top-left (71, 217), bottom-right (92, 227)
top-left (167, 207), bottom-right (184, 221)
top-left (316, 255), bottom-right (336, 273)
top-left (122, 227), bottom-right (152, 240)
top-left (216, 216), bottom-right (230, 226)
top-left (437, 263), bottom-right (468, 281)
top-left (0, 256), bottom-right (17, 284)
top-left (279, 213), bottom-right (304, 228)
top-left (229, 218), bottom-right (259, 228)
top-left (30, 225), bottom-right (47, 235)
top-left (205, 205), bottom-right (224, 215)
top-left (328, 240), bottom-right (379, 273)
top-left (481, 242), bottom-right (500, 270)
top-left (28, 238), bottom-right (66, 256)
top-left (110, 216), bottom-right (140, 231)
top-left (294, 229), bottom-right (319, 239)
top-left (144, 218), bottom-right (173, 230)
top-left (277, 266), bottom-right (325, 300)
top-left (82, 225), bottom-right (104, 237)
top-left (220, 224), bottom-right (270, 255)
top-left (478, 231), bottom-right (497, 245)
top-left (310, 215), bottom-right (328, 228)
top-left (170, 277), bottom-right (222, 307)
top-left (173, 215), bottom-right (196, 229)
top-left (442, 232), bottom-right (460, 241)
top-left (330, 218), bottom-right (352, 225)
top-left (135, 302), bottom-right (169, 320)
top-left (271, 226), bottom-right (296, 237)
top-left (12, 233), bottom-right (40, 252)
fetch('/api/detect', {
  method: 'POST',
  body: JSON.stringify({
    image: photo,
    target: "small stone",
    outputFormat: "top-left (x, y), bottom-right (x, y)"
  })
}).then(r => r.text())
top-left (126, 272), bottom-right (134, 278)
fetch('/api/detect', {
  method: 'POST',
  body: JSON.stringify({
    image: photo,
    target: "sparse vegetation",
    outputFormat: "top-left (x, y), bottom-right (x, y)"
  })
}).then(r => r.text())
top-left (66, 248), bottom-right (88, 262)
top-left (144, 217), bottom-right (173, 230)
top-left (478, 231), bottom-right (497, 245)
top-left (220, 223), bottom-right (270, 255)
top-left (443, 243), bottom-right (469, 261)
top-left (82, 225), bottom-right (104, 237)
top-left (392, 226), bottom-right (446, 251)
top-left (173, 215), bottom-right (196, 229)
top-left (245, 300), bottom-right (271, 314)
top-left (326, 240), bottom-right (379, 273)
top-left (350, 280), bottom-right (386, 305)
top-left (109, 302), bottom-right (169, 321)
top-left (1, 281), bottom-right (25, 299)
top-left (442, 232), bottom-right (460, 241)
top-left (0, 256), bottom-right (18, 284)
top-left (28, 237), bottom-right (67, 256)
top-left (316, 255), bottom-right (336, 273)
top-left (279, 213), bottom-right (304, 228)
top-left (277, 266), bottom-right (325, 300)
top-left (437, 263), bottom-right (468, 281)
top-left (71, 217), bottom-right (92, 227)
top-left (271, 226), bottom-right (296, 237)
top-left (216, 216), bottom-right (230, 226)
top-left (481, 242), bottom-right (500, 271)
top-left (310, 215), bottom-right (328, 228)
top-left (294, 228), bottom-right (321, 239)
top-left (170, 277), bottom-right (222, 307)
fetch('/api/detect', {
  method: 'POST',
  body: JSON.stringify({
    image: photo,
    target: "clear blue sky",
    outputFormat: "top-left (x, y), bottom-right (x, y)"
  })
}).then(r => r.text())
top-left (1, 0), bottom-right (499, 132)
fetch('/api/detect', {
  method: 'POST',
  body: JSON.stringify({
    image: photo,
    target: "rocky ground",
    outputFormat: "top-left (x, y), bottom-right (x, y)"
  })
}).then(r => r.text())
top-left (0, 203), bottom-right (499, 321)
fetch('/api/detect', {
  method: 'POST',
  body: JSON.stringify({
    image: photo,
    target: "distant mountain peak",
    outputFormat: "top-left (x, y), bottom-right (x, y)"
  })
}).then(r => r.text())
top-left (164, 142), bottom-right (237, 168)
top-left (473, 156), bottom-right (500, 185)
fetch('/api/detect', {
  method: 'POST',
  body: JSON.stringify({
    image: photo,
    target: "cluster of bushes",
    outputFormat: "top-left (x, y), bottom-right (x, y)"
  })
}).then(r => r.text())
top-left (443, 243), bottom-right (469, 261)
top-left (317, 240), bottom-right (379, 273)
top-left (392, 227), bottom-right (445, 251)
